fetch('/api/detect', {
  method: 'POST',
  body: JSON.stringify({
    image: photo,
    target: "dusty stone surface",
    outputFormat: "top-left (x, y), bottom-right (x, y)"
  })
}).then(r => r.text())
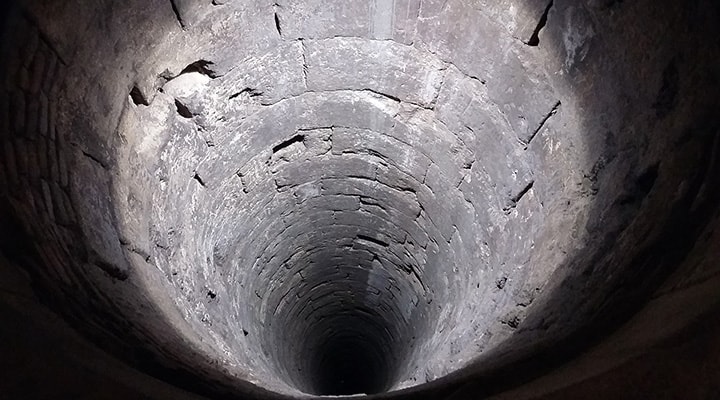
top-left (0, 0), bottom-right (719, 399)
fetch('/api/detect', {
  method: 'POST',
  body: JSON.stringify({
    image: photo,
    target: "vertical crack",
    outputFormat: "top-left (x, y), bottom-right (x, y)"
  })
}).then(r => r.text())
top-left (300, 39), bottom-right (309, 89)
top-left (526, 0), bottom-right (553, 46)
top-left (429, 65), bottom-right (449, 110)
top-left (273, 3), bottom-right (283, 37)
top-left (236, 172), bottom-right (250, 194)
top-left (169, 0), bottom-right (186, 29)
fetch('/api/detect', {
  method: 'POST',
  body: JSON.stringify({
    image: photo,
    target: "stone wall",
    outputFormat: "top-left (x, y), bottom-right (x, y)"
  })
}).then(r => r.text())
top-left (1, 0), bottom-right (719, 399)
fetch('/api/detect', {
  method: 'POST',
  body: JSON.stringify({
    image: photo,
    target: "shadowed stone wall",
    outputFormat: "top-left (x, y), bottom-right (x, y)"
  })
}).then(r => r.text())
top-left (0, 0), bottom-right (719, 399)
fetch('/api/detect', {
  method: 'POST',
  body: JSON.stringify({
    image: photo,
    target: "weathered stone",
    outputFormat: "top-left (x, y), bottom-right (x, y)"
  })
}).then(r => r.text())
top-left (10, 89), bottom-right (25, 134)
top-left (70, 152), bottom-right (128, 280)
top-left (306, 38), bottom-right (445, 107)
top-left (25, 97), bottom-right (39, 138)
top-left (29, 44), bottom-right (47, 95)
top-left (273, 0), bottom-right (371, 39)
top-left (2, 1), bottom-right (720, 399)
top-left (2, 140), bottom-right (19, 186)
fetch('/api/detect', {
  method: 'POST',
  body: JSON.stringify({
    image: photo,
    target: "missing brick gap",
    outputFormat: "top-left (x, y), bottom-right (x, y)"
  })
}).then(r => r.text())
top-left (180, 60), bottom-right (219, 79)
top-left (356, 234), bottom-right (389, 248)
top-left (272, 134), bottom-right (305, 153)
top-left (129, 86), bottom-right (149, 106)
top-left (175, 99), bottom-right (193, 118)
top-left (159, 61), bottom-right (219, 88)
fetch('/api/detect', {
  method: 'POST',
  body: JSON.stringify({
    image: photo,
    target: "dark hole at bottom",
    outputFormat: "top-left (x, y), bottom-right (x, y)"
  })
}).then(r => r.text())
top-left (311, 335), bottom-right (390, 396)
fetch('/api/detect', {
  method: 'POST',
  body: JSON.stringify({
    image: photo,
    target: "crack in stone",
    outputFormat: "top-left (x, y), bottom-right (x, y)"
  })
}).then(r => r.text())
top-left (299, 39), bottom-right (309, 89)
top-left (526, 0), bottom-right (554, 46)
top-left (193, 172), bottom-right (207, 187)
top-left (94, 260), bottom-right (130, 281)
top-left (229, 87), bottom-right (263, 100)
top-left (273, 3), bottom-right (283, 37)
top-left (122, 241), bottom-right (152, 263)
top-left (524, 100), bottom-right (560, 147)
top-left (428, 65), bottom-right (449, 110)
top-left (169, 0), bottom-right (186, 29)
top-left (503, 180), bottom-right (535, 214)
top-left (76, 147), bottom-right (108, 170)
top-left (230, 38), bottom-right (493, 109)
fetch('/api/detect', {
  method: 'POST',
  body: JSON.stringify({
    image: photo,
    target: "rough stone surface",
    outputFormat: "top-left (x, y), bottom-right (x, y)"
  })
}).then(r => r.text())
top-left (1, 0), bottom-right (720, 399)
